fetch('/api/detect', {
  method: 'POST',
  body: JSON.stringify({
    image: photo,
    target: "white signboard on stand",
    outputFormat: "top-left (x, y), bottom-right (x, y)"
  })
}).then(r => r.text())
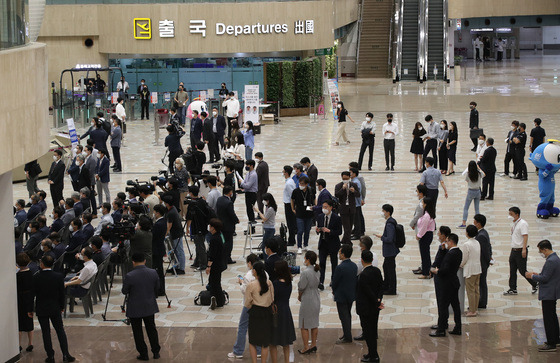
top-left (66, 118), bottom-right (79, 150)
top-left (244, 85), bottom-right (259, 125)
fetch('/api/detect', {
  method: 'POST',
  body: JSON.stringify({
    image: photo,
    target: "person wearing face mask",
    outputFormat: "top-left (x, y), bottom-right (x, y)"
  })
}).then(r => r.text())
top-left (312, 179), bottom-right (332, 218)
top-left (316, 200), bottom-right (342, 291)
top-left (501, 120), bottom-right (519, 177)
top-left (174, 84), bottom-right (189, 126)
top-left (255, 152), bottom-right (270, 213)
top-left (473, 214), bottom-right (492, 309)
top-left (206, 218), bottom-right (227, 310)
top-left (211, 106), bottom-right (227, 155)
top-left (189, 110), bottom-right (203, 149)
top-left (421, 115), bottom-right (440, 172)
top-left (410, 122), bottom-right (426, 171)
top-left (334, 171), bottom-right (359, 245)
top-left (382, 113), bottom-right (398, 171)
top-left (94, 203), bottom-right (114, 236)
top-left (75, 154), bottom-right (90, 193)
top-left (525, 239), bottom-right (560, 352)
top-left (282, 166), bottom-right (298, 246)
top-left (165, 122), bottom-right (185, 174)
top-left (254, 193), bottom-right (277, 254)
top-left (428, 226), bottom-right (451, 331)
top-left (65, 247), bottom-right (98, 299)
top-left (223, 92), bottom-right (240, 137)
top-left (84, 145), bottom-right (99, 216)
top-left (39, 239), bottom-right (56, 261)
top-left (202, 111), bottom-right (219, 163)
top-left (291, 177), bottom-right (315, 254)
top-left (512, 122), bottom-right (528, 180)
top-left (334, 101), bottom-right (355, 146)
top-left (64, 218), bottom-right (85, 269)
top-left (241, 121), bottom-right (255, 161)
top-left (460, 225), bottom-right (482, 317)
top-left (14, 199), bottom-right (27, 226)
top-left (48, 150), bottom-right (65, 206)
top-left (437, 120), bottom-right (449, 174)
top-left (110, 115), bottom-right (123, 172)
top-left (129, 215), bottom-right (154, 269)
top-left (138, 79), bottom-right (150, 120)
top-left (475, 134), bottom-right (487, 162)
top-left (504, 206), bottom-right (538, 295)
top-left (23, 222), bottom-right (42, 254)
top-left (219, 82), bottom-right (229, 100)
top-left (478, 137), bottom-right (496, 200)
top-left (469, 102), bottom-right (479, 152)
top-left (217, 186), bottom-right (240, 264)
top-left (238, 160), bottom-right (259, 224)
top-left (60, 198), bottom-right (76, 226)
top-left (446, 122), bottom-right (458, 175)
top-left (358, 112), bottom-right (376, 170)
top-left (374, 204), bottom-right (400, 295)
top-left (415, 197), bottom-right (436, 279)
top-left (49, 207), bottom-right (65, 233)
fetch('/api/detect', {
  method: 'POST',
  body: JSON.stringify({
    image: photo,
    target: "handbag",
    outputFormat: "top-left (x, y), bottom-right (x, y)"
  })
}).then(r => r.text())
top-left (271, 303), bottom-right (278, 328)
top-left (470, 128), bottom-right (483, 139)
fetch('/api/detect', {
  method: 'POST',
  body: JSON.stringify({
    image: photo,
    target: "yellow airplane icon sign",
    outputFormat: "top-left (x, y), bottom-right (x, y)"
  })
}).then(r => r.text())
top-left (134, 18), bottom-right (152, 39)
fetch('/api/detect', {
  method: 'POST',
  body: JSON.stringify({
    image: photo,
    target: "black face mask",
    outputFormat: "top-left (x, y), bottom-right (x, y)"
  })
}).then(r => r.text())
top-left (388, 119), bottom-right (392, 123)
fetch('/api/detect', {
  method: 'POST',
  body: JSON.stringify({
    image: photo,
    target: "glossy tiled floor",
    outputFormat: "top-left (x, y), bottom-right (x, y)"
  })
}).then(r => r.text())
top-left (14, 53), bottom-right (560, 361)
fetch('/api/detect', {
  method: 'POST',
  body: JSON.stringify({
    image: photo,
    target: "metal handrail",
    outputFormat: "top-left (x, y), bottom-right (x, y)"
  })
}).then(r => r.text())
top-left (394, 0), bottom-right (404, 81)
top-left (442, 0), bottom-right (449, 81)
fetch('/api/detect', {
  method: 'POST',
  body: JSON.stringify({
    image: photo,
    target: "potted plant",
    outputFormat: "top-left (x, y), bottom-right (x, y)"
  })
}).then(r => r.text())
top-left (454, 56), bottom-right (463, 80)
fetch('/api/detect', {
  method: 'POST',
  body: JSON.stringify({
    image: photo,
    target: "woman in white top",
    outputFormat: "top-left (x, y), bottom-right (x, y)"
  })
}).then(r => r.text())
top-left (459, 161), bottom-right (485, 228)
top-left (223, 132), bottom-right (245, 175)
top-left (460, 225), bottom-right (482, 317)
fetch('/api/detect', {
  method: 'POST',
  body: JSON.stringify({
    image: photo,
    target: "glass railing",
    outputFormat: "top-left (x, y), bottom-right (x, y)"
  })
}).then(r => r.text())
top-left (46, 0), bottom-right (313, 4)
top-left (0, 0), bottom-right (27, 50)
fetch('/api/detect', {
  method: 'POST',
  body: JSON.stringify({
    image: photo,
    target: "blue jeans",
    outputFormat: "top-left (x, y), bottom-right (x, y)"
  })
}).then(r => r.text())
top-left (245, 146), bottom-right (253, 161)
top-left (462, 188), bottom-right (481, 221)
top-left (296, 217), bottom-right (312, 248)
top-left (262, 227), bottom-right (276, 255)
top-left (233, 306), bottom-right (261, 356)
top-left (171, 237), bottom-right (185, 270)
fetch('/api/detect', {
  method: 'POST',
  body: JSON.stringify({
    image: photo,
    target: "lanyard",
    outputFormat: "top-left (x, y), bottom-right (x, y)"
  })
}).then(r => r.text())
top-left (511, 219), bottom-right (520, 235)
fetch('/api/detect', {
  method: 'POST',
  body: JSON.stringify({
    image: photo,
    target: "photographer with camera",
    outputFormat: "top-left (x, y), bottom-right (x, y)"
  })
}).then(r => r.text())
top-left (137, 186), bottom-right (159, 220)
top-left (218, 160), bottom-right (237, 203)
top-left (185, 185), bottom-right (214, 271)
top-left (152, 204), bottom-right (167, 296)
top-left (172, 158), bottom-right (190, 218)
top-left (237, 160), bottom-right (258, 224)
top-left (130, 215), bottom-right (153, 269)
top-left (153, 177), bottom-right (181, 213)
top-left (165, 123), bottom-right (185, 174)
top-left (163, 195), bottom-right (185, 274)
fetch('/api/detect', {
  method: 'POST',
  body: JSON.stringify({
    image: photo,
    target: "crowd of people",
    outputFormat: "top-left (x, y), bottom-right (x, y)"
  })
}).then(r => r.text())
top-left (13, 91), bottom-right (560, 363)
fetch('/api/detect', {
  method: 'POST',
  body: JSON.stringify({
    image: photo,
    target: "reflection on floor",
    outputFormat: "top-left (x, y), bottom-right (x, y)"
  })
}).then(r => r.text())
top-left (18, 320), bottom-right (560, 362)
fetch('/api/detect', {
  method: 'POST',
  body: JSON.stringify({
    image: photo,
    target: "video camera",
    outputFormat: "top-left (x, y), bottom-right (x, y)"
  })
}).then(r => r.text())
top-left (169, 117), bottom-right (185, 137)
top-left (124, 201), bottom-right (150, 216)
top-left (125, 179), bottom-right (154, 195)
top-left (105, 218), bottom-right (136, 244)
top-left (151, 170), bottom-right (169, 188)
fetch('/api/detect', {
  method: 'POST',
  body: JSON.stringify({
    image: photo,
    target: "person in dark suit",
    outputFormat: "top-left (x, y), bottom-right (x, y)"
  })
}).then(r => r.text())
top-left (478, 138), bottom-right (497, 200)
top-left (32, 255), bottom-right (75, 362)
top-left (312, 179), bottom-right (332, 217)
top-left (64, 219), bottom-right (85, 268)
top-left (138, 82), bottom-right (150, 120)
top-left (526, 240), bottom-right (560, 352)
top-left (50, 207), bottom-right (65, 233)
top-left (264, 238), bottom-right (282, 281)
top-left (430, 233), bottom-right (462, 337)
top-left (48, 150), bottom-right (65, 206)
top-left (81, 213), bottom-right (95, 246)
top-left (89, 118), bottom-right (109, 154)
top-left (84, 145), bottom-right (98, 216)
top-left (23, 222), bottom-right (42, 253)
top-left (211, 106), bottom-right (227, 154)
top-left (202, 111), bottom-right (219, 162)
top-left (95, 149), bottom-right (111, 205)
top-left (15, 199), bottom-right (27, 226)
top-left (334, 172), bottom-right (359, 245)
top-left (24, 159), bottom-right (42, 198)
top-left (429, 226), bottom-right (451, 330)
top-left (301, 157), bottom-right (318, 196)
top-left (190, 110), bottom-right (203, 148)
top-left (67, 146), bottom-right (82, 192)
top-left (37, 215), bottom-right (51, 240)
top-left (122, 253), bottom-right (161, 360)
top-left (255, 152), bottom-right (270, 213)
top-left (316, 200), bottom-right (342, 290)
top-left (474, 214), bottom-right (492, 309)
top-left (152, 205), bottom-right (167, 296)
top-left (356, 250), bottom-right (383, 363)
top-left (165, 124), bottom-right (185, 174)
top-left (27, 194), bottom-right (42, 221)
top-left (332, 244), bottom-right (358, 343)
top-left (469, 101), bottom-right (479, 151)
top-left (375, 204), bottom-right (400, 295)
top-left (71, 193), bottom-right (84, 217)
top-left (206, 219), bottom-right (227, 309)
top-left (502, 120), bottom-right (519, 177)
top-left (216, 186), bottom-right (239, 264)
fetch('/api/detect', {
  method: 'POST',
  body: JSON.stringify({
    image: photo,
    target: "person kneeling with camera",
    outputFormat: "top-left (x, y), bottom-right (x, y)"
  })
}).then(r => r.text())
top-left (185, 185), bottom-right (214, 271)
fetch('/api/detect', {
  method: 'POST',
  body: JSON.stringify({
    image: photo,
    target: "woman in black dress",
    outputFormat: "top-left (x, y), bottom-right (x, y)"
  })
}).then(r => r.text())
top-left (16, 252), bottom-right (34, 352)
top-left (446, 121), bottom-right (458, 175)
top-left (438, 120), bottom-right (449, 174)
top-left (410, 122), bottom-right (426, 171)
top-left (270, 261), bottom-right (297, 363)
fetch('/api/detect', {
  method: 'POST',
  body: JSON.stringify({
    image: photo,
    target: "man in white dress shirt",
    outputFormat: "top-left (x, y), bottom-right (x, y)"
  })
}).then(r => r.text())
top-left (475, 134), bottom-right (488, 162)
top-left (382, 113), bottom-right (399, 171)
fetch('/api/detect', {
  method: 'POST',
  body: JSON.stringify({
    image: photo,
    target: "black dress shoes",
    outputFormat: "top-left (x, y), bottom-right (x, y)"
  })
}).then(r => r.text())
top-left (449, 329), bottom-right (462, 336)
top-left (354, 333), bottom-right (364, 341)
top-left (137, 355), bottom-right (149, 361)
top-left (154, 352), bottom-right (161, 359)
top-left (45, 358), bottom-right (55, 363)
top-left (430, 325), bottom-right (439, 330)
top-left (63, 355), bottom-right (76, 362)
top-left (318, 283), bottom-right (325, 291)
top-left (429, 331), bottom-right (446, 337)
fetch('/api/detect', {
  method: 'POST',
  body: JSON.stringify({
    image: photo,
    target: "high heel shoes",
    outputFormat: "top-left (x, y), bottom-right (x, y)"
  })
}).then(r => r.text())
top-left (298, 346), bottom-right (317, 354)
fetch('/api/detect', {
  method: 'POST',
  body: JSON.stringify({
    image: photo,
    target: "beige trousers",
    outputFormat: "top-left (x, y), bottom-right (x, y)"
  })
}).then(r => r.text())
top-left (335, 122), bottom-right (348, 143)
top-left (465, 274), bottom-right (481, 313)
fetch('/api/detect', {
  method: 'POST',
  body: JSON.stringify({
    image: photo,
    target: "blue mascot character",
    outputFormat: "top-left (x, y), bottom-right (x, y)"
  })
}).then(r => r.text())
top-left (529, 140), bottom-right (560, 219)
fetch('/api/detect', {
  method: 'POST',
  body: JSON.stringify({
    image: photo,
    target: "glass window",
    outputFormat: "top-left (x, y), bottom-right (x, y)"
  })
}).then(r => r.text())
top-left (0, 0), bottom-right (27, 49)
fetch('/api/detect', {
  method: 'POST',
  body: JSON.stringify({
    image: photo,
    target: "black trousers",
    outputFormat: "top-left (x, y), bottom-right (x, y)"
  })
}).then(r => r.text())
top-left (419, 232), bottom-right (433, 276)
top-left (256, 186), bottom-right (269, 213)
top-left (358, 138), bottom-right (374, 170)
top-left (423, 139), bottom-right (438, 168)
top-left (437, 287), bottom-right (461, 333)
top-left (168, 152), bottom-right (180, 174)
top-left (89, 186), bottom-right (97, 214)
top-left (504, 151), bottom-right (517, 175)
top-left (433, 276), bottom-right (444, 325)
top-left (383, 256), bottom-right (397, 293)
top-left (426, 188), bottom-right (439, 207)
top-left (50, 185), bottom-right (63, 207)
top-left (130, 315), bottom-right (161, 357)
top-left (514, 149), bottom-right (527, 178)
top-left (193, 233), bottom-right (207, 268)
top-left (542, 300), bottom-right (560, 345)
top-left (359, 311), bottom-right (379, 358)
top-left (284, 203), bottom-right (297, 245)
top-left (245, 192), bottom-right (257, 223)
top-left (213, 133), bottom-right (224, 155)
top-left (509, 249), bottom-right (537, 290)
top-left (336, 301), bottom-right (353, 341)
top-left (112, 146), bottom-right (122, 170)
top-left (153, 253), bottom-right (165, 296)
top-left (438, 146), bottom-right (448, 171)
top-left (478, 264), bottom-right (488, 308)
top-left (38, 314), bottom-right (70, 358)
top-left (482, 172), bottom-right (495, 198)
top-left (140, 100), bottom-right (149, 119)
top-left (352, 206), bottom-right (364, 237)
top-left (383, 139), bottom-right (395, 168)
top-left (223, 230), bottom-right (234, 262)
top-left (318, 245), bottom-right (338, 284)
top-left (209, 266), bottom-right (225, 307)
top-left (341, 212), bottom-right (355, 245)
top-left (206, 138), bottom-right (219, 162)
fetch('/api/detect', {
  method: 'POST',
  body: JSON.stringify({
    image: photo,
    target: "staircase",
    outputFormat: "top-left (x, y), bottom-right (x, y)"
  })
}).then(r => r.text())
top-left (427, 0), bottom-right (445, 80)
top-left (401, 0), bottom-right (419, 80)
top-left (357, 0), bottom-right (393, 78)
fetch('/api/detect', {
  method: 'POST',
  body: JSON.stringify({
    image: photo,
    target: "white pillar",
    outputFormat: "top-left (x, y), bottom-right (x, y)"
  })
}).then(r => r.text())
top-left (0, 171), bottom-right (20, 361)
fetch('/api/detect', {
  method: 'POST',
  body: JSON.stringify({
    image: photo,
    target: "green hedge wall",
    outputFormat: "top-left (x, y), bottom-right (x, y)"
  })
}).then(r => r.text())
top-left (265, 58), bottom-right (322, 108)
top-left (265, 63), bottom-right (280, 102)
top-left (282, 61), bottom-right (295, 108)
top-left (294, 60), bottom-right (311, 107)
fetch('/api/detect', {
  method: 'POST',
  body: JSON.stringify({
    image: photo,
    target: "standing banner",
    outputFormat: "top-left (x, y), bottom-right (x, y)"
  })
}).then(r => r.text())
top-left (151, 92), bottom-right (158, 104)
top-left (66, 118), bottom-right (79, 150)
top-left (327, 79), bottom-right (340, 120)
top-left (200, 90), bottom-right (207, 102)
top-left (111, 92), bottom-right (119, 104)
top-left (207, 89), bottom-right (214, 99)
top-left (164, 92), bottom-right (171, 102)
top-left (95, 99), bottom-right (101, 108)
top-left (244, 85), bottom-right (259, 125)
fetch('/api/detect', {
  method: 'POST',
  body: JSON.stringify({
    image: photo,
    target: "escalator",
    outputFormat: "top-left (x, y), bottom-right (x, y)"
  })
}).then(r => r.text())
top-left (401, 0), bottom-right (419, 80)
top-left (427, 0), bottom-right (445, 80)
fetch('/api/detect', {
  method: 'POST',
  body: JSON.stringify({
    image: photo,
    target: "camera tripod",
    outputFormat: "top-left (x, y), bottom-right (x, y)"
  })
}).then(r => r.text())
top-left (163, 232), bottom-right (204, 286)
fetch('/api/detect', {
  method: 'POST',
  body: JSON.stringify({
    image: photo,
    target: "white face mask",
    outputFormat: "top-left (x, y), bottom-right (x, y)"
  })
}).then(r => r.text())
top-left (337, 105), bottom-right (341, 109)
top-left (263, 200), bottom-right (268, 206)
top-left (343, 179), bottom-right (350, 184)
top-left (322, 208), bottom-right (329, 215)
top-left (478, 139), bottom-right (485, 145)
top-left (365, 117), bottom-right (371, 122)
top-left (49, 214), bottom-right (54, 219)
top-left (511, 126), bottom-right (516, 130)
top-left (440, 123), bottom-right (445, 128)
top-left (78, 254), bottom-right (84, 261)
top-left (40, 246), bottom-right (45, 252)
top-left (380, 211), bottom-right (386, 218)
top-left (299, 185), bottom-right (306, 190)
top-left (539, 252), bottom-right (546, 259)
top-left (27, 226), bottom-right (32, 233)
top-left (418, 127), bottom-right (423, 131)
top-left (212, 111), bottom-right (218, 116)
top-left (53, 155), bottom-right (58, 161)
top-left (507, 215), bottom-right (514, 220)
top-left (69, 225), bottom-right (75, 232)
top-left (442, 243), bottom-right (448, 249)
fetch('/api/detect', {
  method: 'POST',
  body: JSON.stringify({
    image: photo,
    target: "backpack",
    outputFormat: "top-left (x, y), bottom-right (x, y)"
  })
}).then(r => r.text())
top-left (394, 221), bottom-right (406, 248)
top-left (194, 290), bottom-right (229, 306)
top-left (182, 148), bottom-right (198, 174)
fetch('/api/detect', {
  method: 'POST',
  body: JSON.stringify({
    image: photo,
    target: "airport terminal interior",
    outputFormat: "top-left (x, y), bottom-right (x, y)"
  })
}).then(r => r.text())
top-left (3, 0), bottom-right (560, 362)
